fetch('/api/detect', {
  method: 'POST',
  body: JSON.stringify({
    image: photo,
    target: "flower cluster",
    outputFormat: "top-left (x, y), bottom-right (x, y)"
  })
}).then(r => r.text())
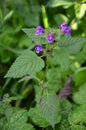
top-left (60, 22), bottom-right (72, 36)
top-left (35, 22), bottom-right (72, 54)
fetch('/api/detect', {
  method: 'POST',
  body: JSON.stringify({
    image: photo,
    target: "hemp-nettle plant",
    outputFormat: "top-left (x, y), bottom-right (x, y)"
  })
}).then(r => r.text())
top-left (4, 22), bottom-right (86, 129)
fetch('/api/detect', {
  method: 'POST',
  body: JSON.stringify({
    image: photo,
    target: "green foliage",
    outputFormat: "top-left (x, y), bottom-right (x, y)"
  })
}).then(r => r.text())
top-left (73, 83), bottom-right (86, 104)
top-left (74, 67), bottom-right (86, 86)
top-left (71, 125), bottom-right (86, 130)
top-left (52, 48), bottom-right (70, 69)
top-left (45, 68), bottom-right (62, 93)
top-left (0, 102), bottom-right (35, 130)
top-left (28, 107), bottom-right (49, 128)
top-left (5, 51), bottom-right (45, 78)
top-left (0, 0), bottom-right (86, 130)
top-left (58, 36), bottom-right (86, 54)
top-left (74, 3), bottom-right (86, 19)
top-left (22, 28), bottom-right (50, 45)
top-left (38, 94), bottom-right (61, 128)
top-left (68, 104), bottom-right (86, 125)
top-left (46, 0), bottom-right (75, 8)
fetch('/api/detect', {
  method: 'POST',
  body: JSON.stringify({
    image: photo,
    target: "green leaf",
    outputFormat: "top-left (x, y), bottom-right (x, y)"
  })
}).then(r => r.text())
top-left (60, 100), bottom-right (72, 116)
top-left (45, 82), bottom-right (61, 94)
top-left (71, 125), bottom-right (86, 130)
top-left (46, 68), bottom-right (61, 84)
top-left (38, 94), bottom-right (61, 128)
top-left (52, 48), bottom-right (70, 69)
top-left (74, 67), bottom-right (86, 86)
top-left (46, 0), bottom-right (75, 8)
top-left (0, 103), bottom-right (35, 130)
top-left (3, 10), bottom-right (14, 22)
top-left (58, 36), bottom-right (86, 54)
top-left (45, 68), bottom-right (62, 93)
top-left (5, 51), bottom-right (45, 78)
top-left (5, 108), bottom-right (28, 125)
top-left (54, 14), bottom-right (68, 26)
top-left (74, 3), bottom-right (86, 19)
top-left (68, 104), bottom-right (86, 125)
top-left (20, 124), bottom-right (36, 130)
top-left (22, 28), bottom-right (48, 45)
top-left (28, 107), bottom-right (49, 128)
top-left (73, 83), bottom-right (86, 104)
top-left (56, 118), bottom-right (70, 130)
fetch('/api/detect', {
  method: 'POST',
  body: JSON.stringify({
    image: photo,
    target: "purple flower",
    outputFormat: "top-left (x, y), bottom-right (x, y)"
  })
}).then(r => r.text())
top-left (0, 98), bottom-right (3, 101)
top-left (35, 26), bottom-right (44, 35)
top-left (60, 22), bottom-right (68, 30)
top-left (46, 33), bottom-right (55, 43)
top-left (35, 43), bottom-right (43, 54)
top-left (60, 22), bottom-right (72, 36)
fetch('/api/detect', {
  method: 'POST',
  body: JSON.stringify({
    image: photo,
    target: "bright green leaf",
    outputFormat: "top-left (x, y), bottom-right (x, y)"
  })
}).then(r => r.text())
top-left (74, 3), bottom-right (86, 19)
top-left (3, 10), bottom-right (14, 22)
top-left (46, 0), bottom-right (75, 8)
top-left (74, 67), bottom-right (86, 86)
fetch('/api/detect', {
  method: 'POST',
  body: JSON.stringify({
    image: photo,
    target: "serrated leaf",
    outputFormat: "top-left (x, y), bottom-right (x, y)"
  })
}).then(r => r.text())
top-left (73, 83), bottom-right (86, 104)
top-left (20, 124), bottom-right (36, 130)
top-left (45, 82), bottom-right (61, 94)
top-left (0, 103), bottom-right (35, 130)
top-left (56, 118), bottom-right (70, 130)
top-left (5, 51), bottom-right (45, 78)
top-left (58, 36), bottom-right (86, 54)
top-left (52, 48), bottom-right (70, 69)
top-left (60, 100), bottom-right (72, 116)
top-left (38, 94), bottom-right (61, 128)
top-left (46, 68), bottom-right (61, 84)
top-left (74, 67), bottom-right (86, 86)
top-left (68, 104), bottom-right (86, 125)
top-left (46, 0), bottom-right (75, 7)
top-left (22, 28), bottom-right (48, 45)
top-left (71, 125), bottom-right (86, 130)
top-left (7, 108), bottom-right (28, 125)
top-left (28, 107), bottom-right (49, 128)
top-left (45, 68), bottom-right (62, 93)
